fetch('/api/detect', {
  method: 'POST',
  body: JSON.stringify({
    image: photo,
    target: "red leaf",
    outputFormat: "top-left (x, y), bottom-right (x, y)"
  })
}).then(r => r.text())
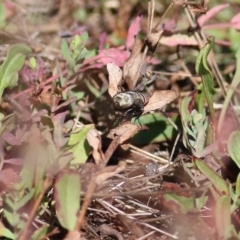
top-left (96, 48), bottom-right (130, 66)
top-left (126, 15), bottom-right (142, 49)
top-left (4, 158), bottom-right (24, 165)
top-left (159, 34), bottom-right (197, 46)
top-left (198, 4), bottom-right (229, 27)
top-left (2, 132), bottom-right (22, 146)
top-left (231, 13), bottom-right (240, 30)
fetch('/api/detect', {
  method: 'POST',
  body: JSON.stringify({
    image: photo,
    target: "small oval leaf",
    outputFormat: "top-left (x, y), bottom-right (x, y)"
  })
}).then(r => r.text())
top-left (228, 130), bottom-right (240, 169)
top-left (54, 170), bottom-right (81, 231)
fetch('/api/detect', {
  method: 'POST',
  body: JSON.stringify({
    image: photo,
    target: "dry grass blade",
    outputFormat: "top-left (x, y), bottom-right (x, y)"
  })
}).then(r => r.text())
top-left (143, 90), bottom-right (178, 114)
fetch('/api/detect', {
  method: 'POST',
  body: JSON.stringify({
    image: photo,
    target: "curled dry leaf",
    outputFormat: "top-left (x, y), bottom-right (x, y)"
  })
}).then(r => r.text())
top-left (107, 63), bottom-right (123, 97)
top-left (143, 90), bottom-right (178, 114)
top-left (86, 129), bottom-right (104, 165)
top-left (123, 38), bottom-right (146, 89)
top-left (107, 123), bottom-right (139, 144)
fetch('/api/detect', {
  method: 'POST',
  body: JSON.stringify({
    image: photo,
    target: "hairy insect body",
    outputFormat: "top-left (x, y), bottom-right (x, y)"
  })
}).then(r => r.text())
top-left (112, 91), bottom-right (145, 118)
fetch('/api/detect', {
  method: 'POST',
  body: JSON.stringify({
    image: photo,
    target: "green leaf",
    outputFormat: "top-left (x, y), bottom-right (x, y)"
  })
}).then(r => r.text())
top-left (71, 91), bottom-right (85, 101)
top-left (0, 44), bottom-right (31, 101)
top-left (236, 173), bottom-right (240, 196)
top-left (190, 109), bottom-right (207, 156)
top-left (4, 207), bottom-right (21, 228)
top-left (14, 189), bottom-right (35, 210)
top-left (131, 113), bottom-right (180, 144)
top-left (2, 44), bottom-right (31, 63)
top-left (71, 35), bottom-right (82, 60)
top-left (54, 170), bottom-right (81, 230)
top-left (31, 224), bottom-right (48, 240)
top-left (195, 158), bottom-right (229, 195)
top-left (195, 36), bottom-right (215, 122)
top-left (68, 124), bottom-right (93, 164)
top-left (0, 221), bottom-right (14, 239)
top-left (228, 130), bottom-right (240, 169)
top-left (85, 80), bottom-right (102, 98)
top-left (180, 91), bottom-right (197, 150)
top-left (215, 196), bottom-right (236, 240)
top-left (0, 54), bottom-right (25, 100)
top-left (29, 57), bottom-right (37, 69)
top-left (218, 47), bottom-right (240, 133)
top-left (195, 196), bottom-right (208, 211)
top-left (61, 39), bottom-right (75, 68)
top-left (3, 209), bottom-right (14, 226)
top-left (0, 44), bottom-right (31, 82)
top-left (76, 47), bottom-right (90, 61)
top-left (71, 35), bottom-right (81, 50)
top-left (80, 32), bottom-right (88, 45)
top-left (0, 2), bottom-right (6, 28)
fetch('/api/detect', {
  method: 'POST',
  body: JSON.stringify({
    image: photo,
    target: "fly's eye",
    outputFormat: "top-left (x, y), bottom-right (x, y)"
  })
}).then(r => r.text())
top-left (113, 96), bottom-right (121, 106)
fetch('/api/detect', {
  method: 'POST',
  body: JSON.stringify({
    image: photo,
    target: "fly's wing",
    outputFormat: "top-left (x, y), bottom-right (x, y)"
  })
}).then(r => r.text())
top-left (107, 63), bottom-right (123, 97)
top-left (143, 90), bottom-right (178, 114)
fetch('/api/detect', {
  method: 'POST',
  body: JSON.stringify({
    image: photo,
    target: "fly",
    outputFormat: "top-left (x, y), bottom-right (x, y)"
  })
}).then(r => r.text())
top-left (112, 91), bottom-right (146, 124)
